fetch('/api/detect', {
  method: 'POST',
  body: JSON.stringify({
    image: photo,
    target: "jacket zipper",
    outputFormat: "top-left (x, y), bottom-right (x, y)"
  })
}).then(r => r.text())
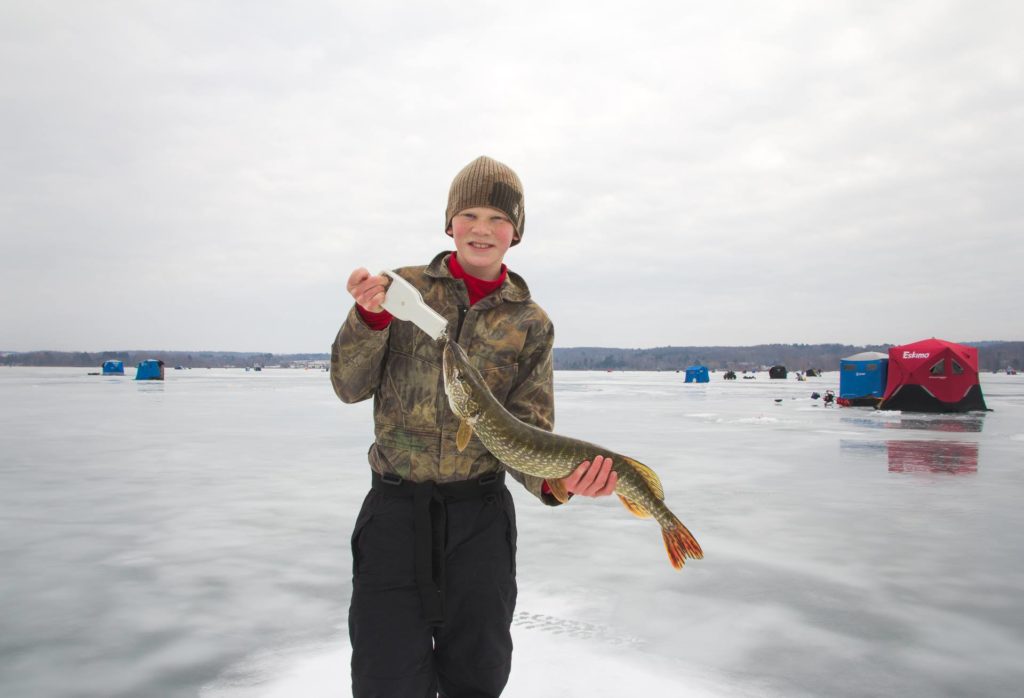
top-left (454, 305), bottom-right (469, 342)
top-left (440, 304), bottom-right (470, 457)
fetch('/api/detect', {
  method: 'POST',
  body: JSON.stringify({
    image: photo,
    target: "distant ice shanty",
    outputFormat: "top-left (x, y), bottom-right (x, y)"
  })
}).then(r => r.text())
top-left (878, 338), bottom-right (987, 413)
top-left (101, 359), bottom-right (124, 375)
top-left (839, 351), bottom-right (888, 406)
top-left (684, 365), bottom-right (709, 383)
top-left (769, 365), bottom-right (788, 379)
top-left (135, 359), bottom-right (165, 381)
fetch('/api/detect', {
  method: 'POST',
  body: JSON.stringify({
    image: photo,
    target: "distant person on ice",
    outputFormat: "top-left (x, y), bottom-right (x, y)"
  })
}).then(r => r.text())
top-left (331, 155), bottom-right (617, 697)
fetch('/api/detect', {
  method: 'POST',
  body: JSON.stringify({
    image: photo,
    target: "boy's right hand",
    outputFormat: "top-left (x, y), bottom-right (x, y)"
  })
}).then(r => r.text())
top-left (346, 268), bottom-right (390, 313)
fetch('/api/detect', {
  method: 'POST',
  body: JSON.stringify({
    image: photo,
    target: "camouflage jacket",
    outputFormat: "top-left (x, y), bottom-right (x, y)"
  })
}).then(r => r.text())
top-left (331, 251), bottom-right (560, 505)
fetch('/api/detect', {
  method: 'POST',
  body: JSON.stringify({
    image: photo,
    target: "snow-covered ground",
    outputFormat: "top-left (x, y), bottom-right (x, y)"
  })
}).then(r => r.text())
top-left (2, 367), bottom-right (1021, 697)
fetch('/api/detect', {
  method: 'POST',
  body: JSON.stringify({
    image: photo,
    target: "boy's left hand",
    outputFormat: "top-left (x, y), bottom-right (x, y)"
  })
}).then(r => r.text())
top-left (564, 455), bottom-right (617, 497)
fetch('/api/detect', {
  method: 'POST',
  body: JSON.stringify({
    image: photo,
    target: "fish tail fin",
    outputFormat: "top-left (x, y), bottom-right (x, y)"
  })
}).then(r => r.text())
top-left (662, 517), bottom-right (704, 570)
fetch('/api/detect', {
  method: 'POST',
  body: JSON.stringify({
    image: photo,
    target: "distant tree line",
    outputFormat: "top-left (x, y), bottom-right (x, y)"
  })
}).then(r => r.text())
top-left (3, 341), bottom-right (1021, 372)
top-left (0, 350), bottom-right (321, 369)
top-left (552, 341), bottom-right (1024, 372)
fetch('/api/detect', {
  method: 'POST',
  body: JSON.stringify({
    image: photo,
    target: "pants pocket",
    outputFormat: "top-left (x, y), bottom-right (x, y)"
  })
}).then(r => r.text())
top-left (501, 490), bottom-right (517, 576)
top-left (350, 491), bottom-right (375, 579)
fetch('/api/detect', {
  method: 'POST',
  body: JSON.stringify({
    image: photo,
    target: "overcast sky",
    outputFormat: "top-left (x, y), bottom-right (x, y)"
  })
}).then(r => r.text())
top-left (2, 1), bottom-right (1021, 353)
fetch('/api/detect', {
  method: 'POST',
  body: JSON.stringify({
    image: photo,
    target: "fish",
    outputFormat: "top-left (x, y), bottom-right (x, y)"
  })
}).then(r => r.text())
top-left (442, 340), bottom-right (703, 569)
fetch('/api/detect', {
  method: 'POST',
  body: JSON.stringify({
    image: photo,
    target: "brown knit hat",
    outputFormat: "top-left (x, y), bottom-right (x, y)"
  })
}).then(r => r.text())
top-left (445, 156), bottom-right (525, 245)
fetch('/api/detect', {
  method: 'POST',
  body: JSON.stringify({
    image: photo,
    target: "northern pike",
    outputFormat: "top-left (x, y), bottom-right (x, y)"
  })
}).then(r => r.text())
top-left (442, 340), bottom-right (703, 569)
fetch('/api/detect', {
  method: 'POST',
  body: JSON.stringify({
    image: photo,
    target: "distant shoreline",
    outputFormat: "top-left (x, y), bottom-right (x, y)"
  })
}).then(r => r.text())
top-left (3, 341), bottom-right (1022, 372)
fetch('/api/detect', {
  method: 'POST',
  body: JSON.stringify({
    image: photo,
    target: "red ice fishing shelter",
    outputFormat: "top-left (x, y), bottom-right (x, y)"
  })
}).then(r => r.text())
top-left (879, 338), bottom-right (987, 413)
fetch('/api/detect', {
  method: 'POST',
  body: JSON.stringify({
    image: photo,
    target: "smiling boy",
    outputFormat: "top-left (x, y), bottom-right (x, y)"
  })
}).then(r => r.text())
top-left (331, 156), bottom-right (615, 697)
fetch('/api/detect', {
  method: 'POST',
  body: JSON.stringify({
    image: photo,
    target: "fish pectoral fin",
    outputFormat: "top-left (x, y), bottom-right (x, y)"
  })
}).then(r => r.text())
top-left (456, 420), bottom-right (474, 452)
top-left (547, 478), bottom-right (570, 504)
top-left (623, 457), bottom-right (665, 500)
top-left (618, 494), bottom-right (653, 519)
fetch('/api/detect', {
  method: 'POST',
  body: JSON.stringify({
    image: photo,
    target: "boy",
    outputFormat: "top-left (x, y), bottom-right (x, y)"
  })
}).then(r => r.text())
top-left (331, 156), bottom-right (616, 697)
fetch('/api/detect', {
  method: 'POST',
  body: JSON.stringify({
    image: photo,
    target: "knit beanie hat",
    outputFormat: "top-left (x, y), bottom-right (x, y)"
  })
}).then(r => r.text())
top-left (445, 156), bottom-right (525, 245)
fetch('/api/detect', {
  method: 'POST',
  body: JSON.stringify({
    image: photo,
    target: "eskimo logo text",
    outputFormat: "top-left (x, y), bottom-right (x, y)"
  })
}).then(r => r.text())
top-left (903, 351), bottom-right (930, 359)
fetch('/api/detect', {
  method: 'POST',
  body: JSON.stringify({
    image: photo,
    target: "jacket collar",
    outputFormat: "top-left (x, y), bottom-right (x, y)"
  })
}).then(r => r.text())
top-left (425, 251), bottom-right (531, 304)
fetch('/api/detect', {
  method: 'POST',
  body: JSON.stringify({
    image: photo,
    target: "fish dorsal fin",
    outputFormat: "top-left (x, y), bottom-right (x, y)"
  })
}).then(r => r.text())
top-left (618, 494), bottom-right (652, 519)
top-left (456, 420), bottom-right (474, 452)
top-left (623, 457), bottom-right (665, 500)
top-left (547, 478), bottom-right (570, 504)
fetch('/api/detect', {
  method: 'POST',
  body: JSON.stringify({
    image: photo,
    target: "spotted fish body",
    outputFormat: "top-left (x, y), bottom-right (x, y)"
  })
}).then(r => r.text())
top-left (442, 340), bottom-right (702, 569)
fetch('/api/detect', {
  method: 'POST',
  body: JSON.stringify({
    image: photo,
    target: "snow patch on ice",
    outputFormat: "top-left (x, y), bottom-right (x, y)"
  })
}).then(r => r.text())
top-left (200, 604), bottom-right (756, 698)
top-left (200, 641), bottom-right (346, 698)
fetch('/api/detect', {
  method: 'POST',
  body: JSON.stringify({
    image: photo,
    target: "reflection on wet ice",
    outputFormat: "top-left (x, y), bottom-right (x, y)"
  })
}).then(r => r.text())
top-left (886, 440), bottom-right (979, 474)
top-left (838, 439), bottom-right (887, 458)
top-left (840, 412), bottom-right (986, 433)
top-left (887, 416), bottom-right (985, 433)
top-left (839, 438), bottom-right (980, 474)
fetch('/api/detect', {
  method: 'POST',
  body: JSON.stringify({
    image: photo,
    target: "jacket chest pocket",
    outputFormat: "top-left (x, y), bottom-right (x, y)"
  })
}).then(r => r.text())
top-left (480, 362), bottom-right (519, 404)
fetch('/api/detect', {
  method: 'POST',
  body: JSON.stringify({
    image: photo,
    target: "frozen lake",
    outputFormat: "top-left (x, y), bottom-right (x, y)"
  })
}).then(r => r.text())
top-left (1, 366), bottom-right (1022, 697)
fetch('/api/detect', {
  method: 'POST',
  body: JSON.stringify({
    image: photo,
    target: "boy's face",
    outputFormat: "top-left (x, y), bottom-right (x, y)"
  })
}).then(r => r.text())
top-left (448, 206), bottom-right (516, 280)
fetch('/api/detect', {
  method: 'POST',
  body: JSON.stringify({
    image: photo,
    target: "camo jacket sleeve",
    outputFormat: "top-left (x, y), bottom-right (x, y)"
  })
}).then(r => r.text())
top-left (330, 304), bottom-right (389, 403)
top-left (503, 314), bottom-right (563, 506)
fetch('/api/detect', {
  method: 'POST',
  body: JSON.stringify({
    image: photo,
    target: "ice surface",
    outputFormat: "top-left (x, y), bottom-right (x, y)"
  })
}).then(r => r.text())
top-left (1, 367), bottom-right (1022, 697)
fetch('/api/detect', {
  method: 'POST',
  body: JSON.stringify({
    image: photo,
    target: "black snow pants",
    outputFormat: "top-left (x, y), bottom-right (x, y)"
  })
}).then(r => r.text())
top-left (349, 471), bottom-right (518, 698)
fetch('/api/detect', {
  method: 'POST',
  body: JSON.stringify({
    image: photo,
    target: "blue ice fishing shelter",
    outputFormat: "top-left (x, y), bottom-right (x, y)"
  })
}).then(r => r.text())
top-left (839, 351), bottom-right (888, 404)
top-left (135, 359), bottom-right (165, 381)
top-left (684, 365), bottom-right (709, 383)
top-left (102, 359), bottom-right (124, 375)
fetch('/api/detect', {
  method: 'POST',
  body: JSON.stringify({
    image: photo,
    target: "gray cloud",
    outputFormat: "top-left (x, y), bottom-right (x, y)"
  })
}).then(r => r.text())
top-left (2, 1), bottom-right (1021, 351)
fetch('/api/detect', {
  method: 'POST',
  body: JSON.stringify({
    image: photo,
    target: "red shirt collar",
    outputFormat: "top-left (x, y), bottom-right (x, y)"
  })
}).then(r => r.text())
top-left (448, 253), bottom-right (507, 306)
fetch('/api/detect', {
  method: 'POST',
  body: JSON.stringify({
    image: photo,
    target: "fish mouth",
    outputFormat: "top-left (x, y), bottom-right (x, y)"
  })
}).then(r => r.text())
top-left (443, 341), bottom-right (469, 370)
top-left (442, 342), bottom-right (463, 390)
top-left (442, 342), bottom-right (470, 418)
top-left (442, 341), bottom-right (476, 392)
top-left (442, 343), bottom-right (455, 385)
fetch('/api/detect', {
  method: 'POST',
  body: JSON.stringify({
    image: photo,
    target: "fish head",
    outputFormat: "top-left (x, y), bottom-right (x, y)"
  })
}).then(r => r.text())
top-left (442, 340), bottom-right (484, 420)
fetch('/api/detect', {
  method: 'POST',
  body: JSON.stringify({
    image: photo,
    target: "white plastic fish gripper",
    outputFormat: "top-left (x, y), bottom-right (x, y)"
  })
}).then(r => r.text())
top-left (379, 270), bottom-right (449, 341)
